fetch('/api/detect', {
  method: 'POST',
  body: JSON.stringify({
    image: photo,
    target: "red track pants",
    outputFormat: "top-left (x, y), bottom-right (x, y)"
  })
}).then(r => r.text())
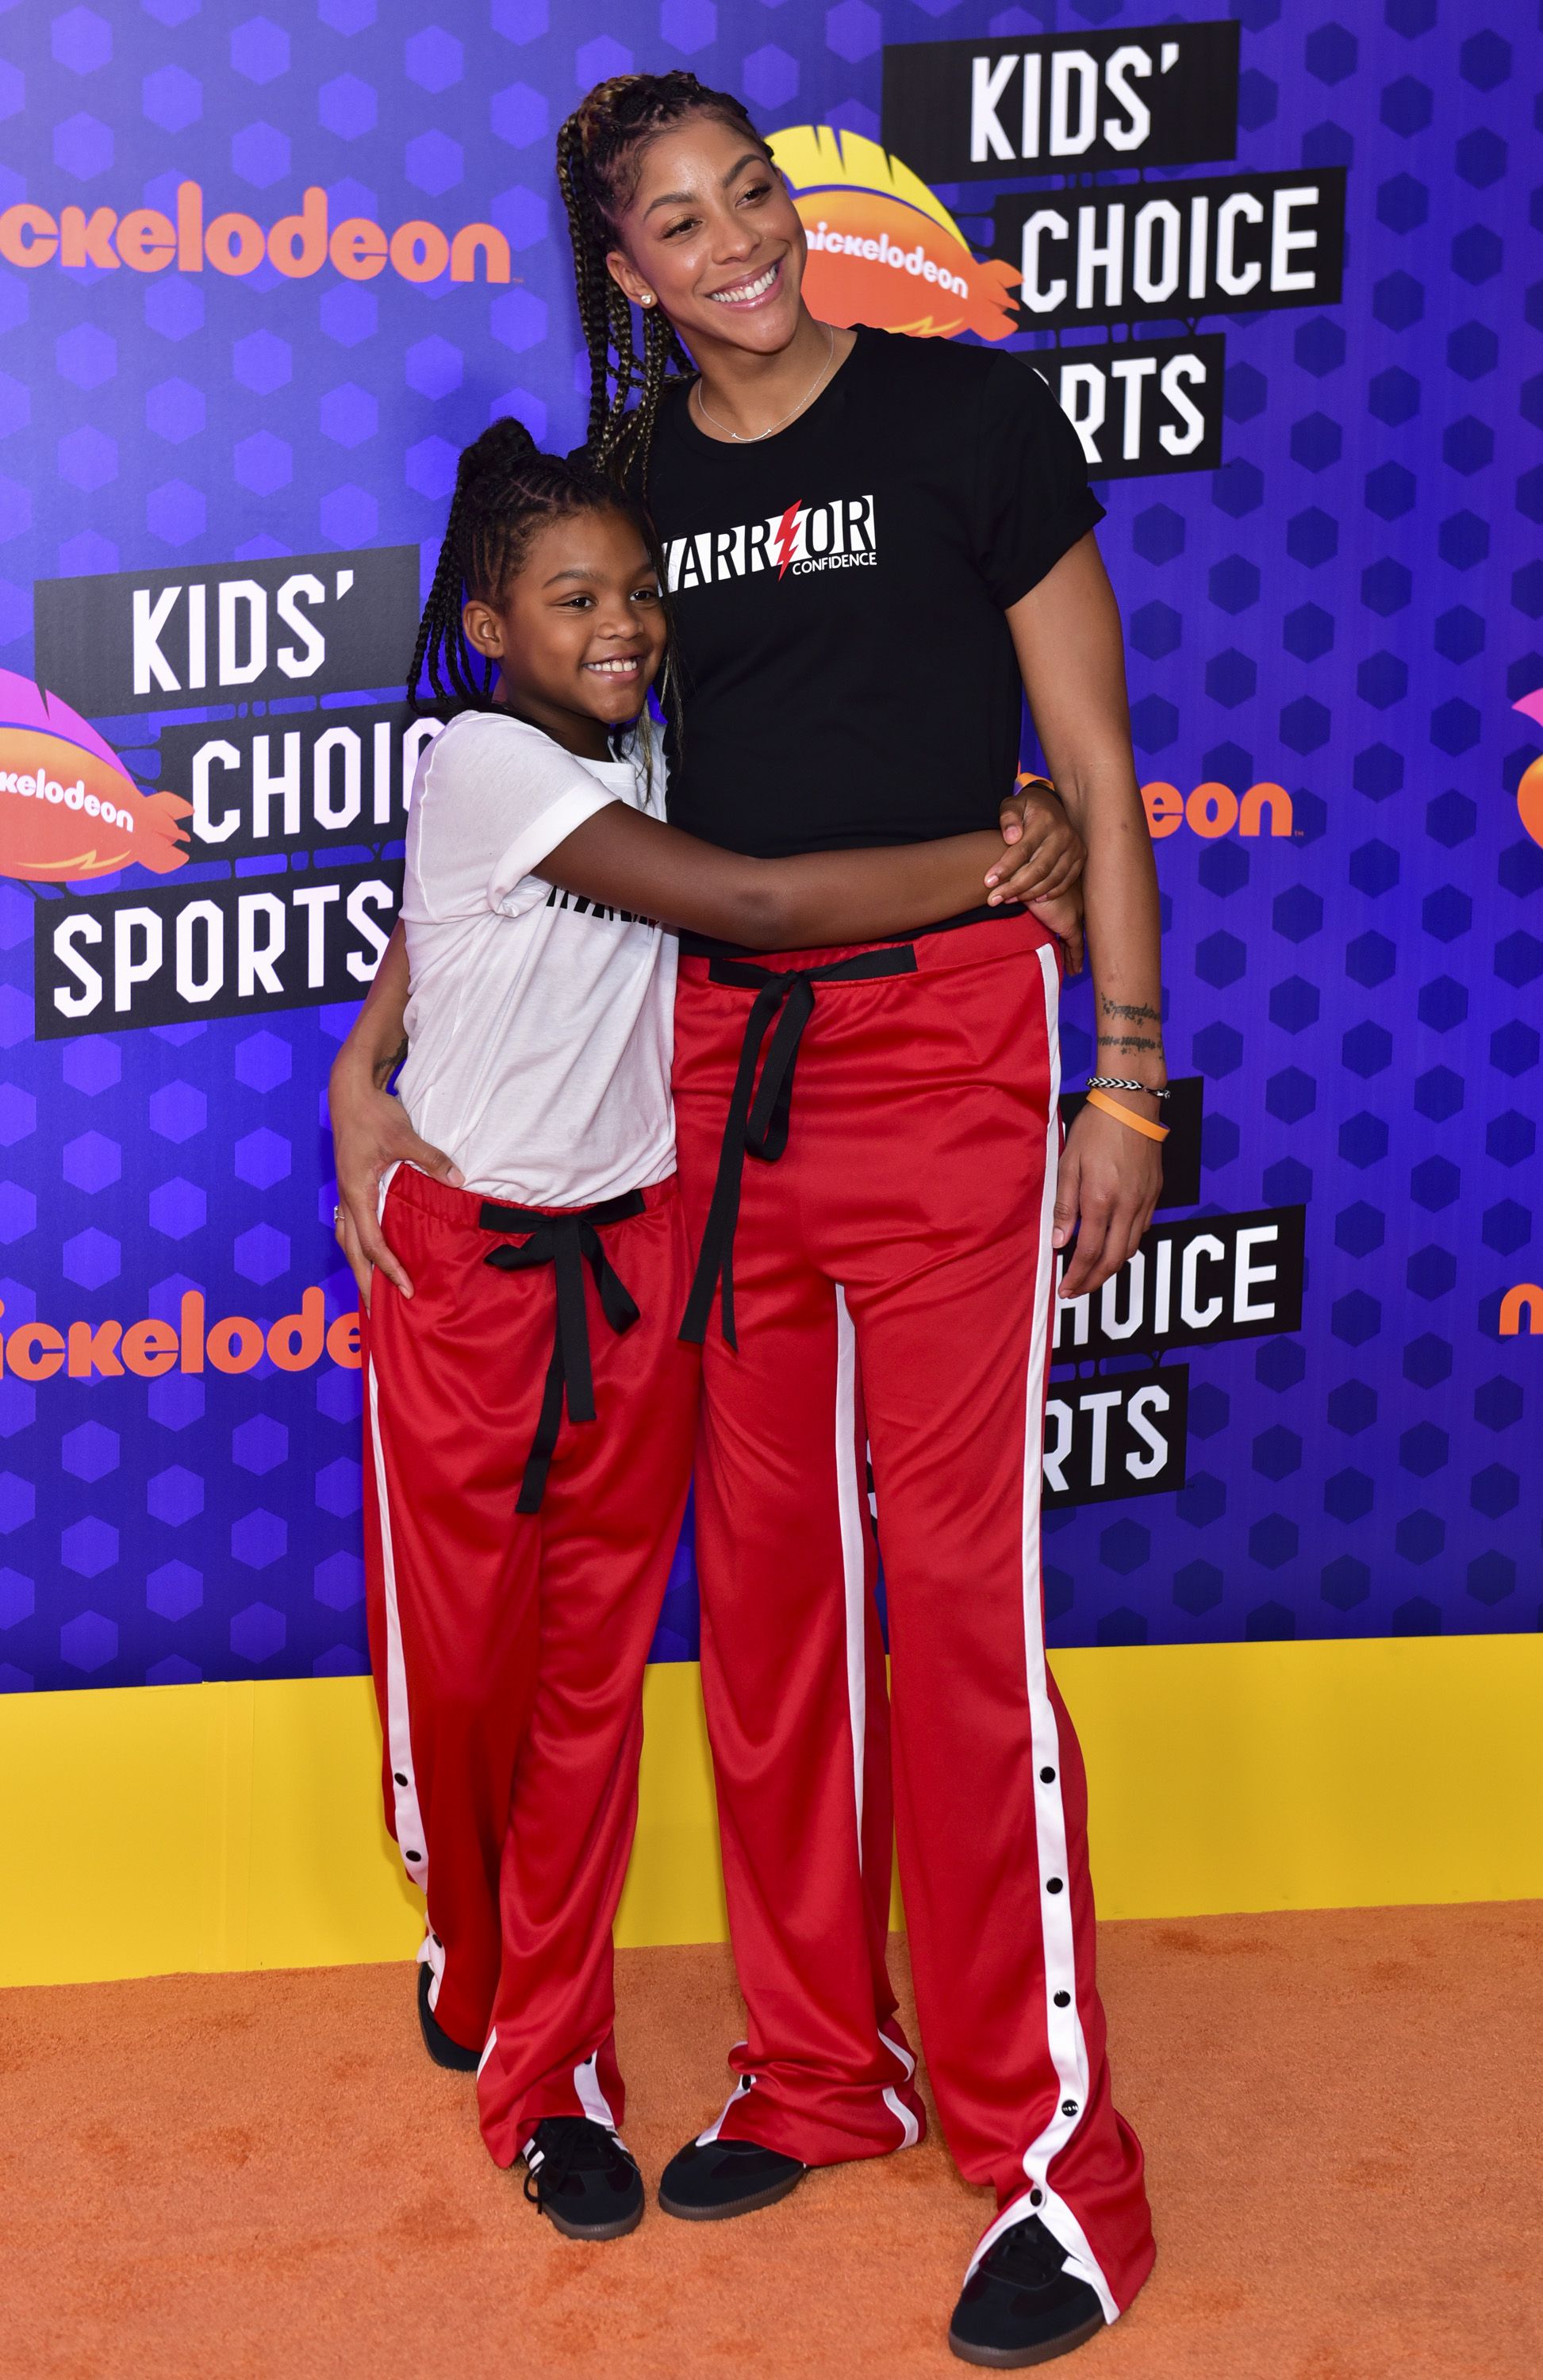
top-left (360, 1165), bottom-right (698, 2164)
top-left (673, 911), bottom-right (1154, 2321)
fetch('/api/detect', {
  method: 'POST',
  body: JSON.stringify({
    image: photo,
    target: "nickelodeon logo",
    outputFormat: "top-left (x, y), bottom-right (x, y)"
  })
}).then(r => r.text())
top-left (770, 125), bottom-right (1021, 342)
top-left (1142, 780), bottom-right (1294, 839)
top-left (1499, 1285), bottom-right (1542, 1338)
top-left (805, 221), bottom-right (970, 300)
top-left (0, 184), bottom-right (510, 286)
top-left (0, 1288), bottom-right (359, 1381)
top-left (0, 666), bottom-right (190, 881)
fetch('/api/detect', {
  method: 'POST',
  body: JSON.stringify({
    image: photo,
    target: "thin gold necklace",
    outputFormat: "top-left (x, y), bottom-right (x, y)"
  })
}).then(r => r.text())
top-left (693, 324), bottom-right (836, 443)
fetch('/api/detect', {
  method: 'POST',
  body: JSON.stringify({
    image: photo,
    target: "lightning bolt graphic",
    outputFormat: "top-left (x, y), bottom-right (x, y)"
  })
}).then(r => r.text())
top-left (772, 500), bottom-right (804, 579)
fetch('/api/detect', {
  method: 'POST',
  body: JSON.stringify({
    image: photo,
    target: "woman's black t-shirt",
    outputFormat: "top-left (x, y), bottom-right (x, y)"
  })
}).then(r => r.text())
top-left (646, 326), bottom-right (1104, 859)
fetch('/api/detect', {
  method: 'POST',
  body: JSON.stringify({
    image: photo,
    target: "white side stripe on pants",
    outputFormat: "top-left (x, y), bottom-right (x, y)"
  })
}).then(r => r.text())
top-left (966, 946), bottom-right (1119, 2324)
top-left (365, 1352), bottom-right (432, 1918)
top-left (697, 2065), bottom-right (754, 2144)
top-left (366, 1165), bottom-right (438, 1998)
top-left (833, 1284), bottom-right (867, 1860)
top-left (836, 1285), bottom-right (919, 2153)
top-left (574, 2051), bottom-right (618, 2131)
top-left (880, 2028), bottom-right (922, 2150)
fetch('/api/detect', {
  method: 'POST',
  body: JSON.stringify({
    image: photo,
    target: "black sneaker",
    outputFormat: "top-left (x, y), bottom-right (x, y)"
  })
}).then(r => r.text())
top-left (948, 2216), bottom-right (1106, 2369)
top-left (657, 2136), bottom-right (807, 2222)
top-left (522, 2117), bottom-right (643, 2241)
top-left (416, 1960), bottom-right (481, 2073)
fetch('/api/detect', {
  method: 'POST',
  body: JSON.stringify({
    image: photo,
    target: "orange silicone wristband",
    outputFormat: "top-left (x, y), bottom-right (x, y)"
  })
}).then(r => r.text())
top-left (1084, 1085), bottom-right (1169, 1142)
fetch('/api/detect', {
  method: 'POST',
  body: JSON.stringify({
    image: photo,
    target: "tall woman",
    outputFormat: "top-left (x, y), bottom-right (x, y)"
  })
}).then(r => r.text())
top-left (337, 71), bottom-right (1165, 2371)
top-left (562, 75), bottom-right (1165, 2370)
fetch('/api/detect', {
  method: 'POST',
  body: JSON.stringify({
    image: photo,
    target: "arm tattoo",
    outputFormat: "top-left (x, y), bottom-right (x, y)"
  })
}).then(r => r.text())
top-left (1098, 1032), bottom-right (1164, 1054)
top-left (1100, 996), bottom-right (1162, 1026)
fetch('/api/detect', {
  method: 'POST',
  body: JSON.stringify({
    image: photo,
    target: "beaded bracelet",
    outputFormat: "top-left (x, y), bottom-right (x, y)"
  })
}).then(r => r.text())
top-left (1087, 1076), bottom-right (1170, 1100)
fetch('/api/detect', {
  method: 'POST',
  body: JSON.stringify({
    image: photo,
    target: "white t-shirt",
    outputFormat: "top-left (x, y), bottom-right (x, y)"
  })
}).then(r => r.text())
top-left (395, 708), bottom-right (677, 1206)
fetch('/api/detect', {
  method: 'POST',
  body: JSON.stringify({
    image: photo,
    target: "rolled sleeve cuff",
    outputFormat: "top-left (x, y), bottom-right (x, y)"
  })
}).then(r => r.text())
top-left (994, 489), bottom-right (1107, 612)
top-left (489, 781), bottom-right (618, 908)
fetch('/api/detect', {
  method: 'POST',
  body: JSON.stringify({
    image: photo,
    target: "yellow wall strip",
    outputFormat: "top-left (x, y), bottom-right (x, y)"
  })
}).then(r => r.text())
top-left (3, 1635), bottom-right (1540, 1990)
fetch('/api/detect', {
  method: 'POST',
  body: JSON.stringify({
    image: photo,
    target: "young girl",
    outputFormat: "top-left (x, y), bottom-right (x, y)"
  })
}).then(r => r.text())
top-left (344, 418), bottom-right (1083, 2245)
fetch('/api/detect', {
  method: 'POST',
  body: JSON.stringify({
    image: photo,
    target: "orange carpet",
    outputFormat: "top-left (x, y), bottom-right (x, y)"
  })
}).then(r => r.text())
top-left (4, 1903), bottom-right (1540, 2380)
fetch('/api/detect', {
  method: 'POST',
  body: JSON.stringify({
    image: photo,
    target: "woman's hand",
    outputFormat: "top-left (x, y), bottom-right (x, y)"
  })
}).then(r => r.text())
top-left (331, 1074), bottom-right (461, 1309)
top-left (1052, 1100), bottom-right (1163, 1300)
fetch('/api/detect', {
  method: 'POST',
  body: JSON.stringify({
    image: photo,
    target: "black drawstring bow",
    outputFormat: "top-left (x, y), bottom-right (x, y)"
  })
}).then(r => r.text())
top-left (678, 945), bottom-right (917, 1350)
top-left (481, 1190), bottom-right (645, 1512)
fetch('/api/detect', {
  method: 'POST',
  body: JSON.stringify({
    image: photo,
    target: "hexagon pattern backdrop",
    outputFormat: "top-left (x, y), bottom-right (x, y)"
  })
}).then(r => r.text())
top-left (0, 0), bottom-right (1536, 1694)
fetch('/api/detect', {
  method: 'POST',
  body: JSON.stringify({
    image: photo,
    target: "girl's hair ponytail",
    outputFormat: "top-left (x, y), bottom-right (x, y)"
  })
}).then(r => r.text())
top-left (407, 419), bottom-right (677, 779)
top-left (409, 418), bottom-right (547, 710)
top-left (557, 71), bottom-right (768, 491)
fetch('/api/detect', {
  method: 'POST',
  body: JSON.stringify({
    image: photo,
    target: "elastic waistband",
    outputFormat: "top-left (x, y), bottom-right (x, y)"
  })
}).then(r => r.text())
top-left (385, 1164), bottom-right (677, 1233)
top-left (677, 905), bottom-right (1054, 986)
top-left (708, 943), bottom-right (916, 995)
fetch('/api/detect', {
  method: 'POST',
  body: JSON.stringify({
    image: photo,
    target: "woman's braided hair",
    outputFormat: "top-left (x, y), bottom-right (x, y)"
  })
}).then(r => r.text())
top-left (557, 71), bottom-right (770, 490)
top-left (406, 415), bottom-right (667, 717)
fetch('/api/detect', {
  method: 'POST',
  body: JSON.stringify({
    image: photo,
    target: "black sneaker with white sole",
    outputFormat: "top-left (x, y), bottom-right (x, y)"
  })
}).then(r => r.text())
top-left (416, 1961), bottom-right (481, 2073)
top-left (657, 2136), bottom-right (808, 2221)
top-left (522, 2117), bottom-right (644, 2241)
top-left (948, 2216), bottom-right (1107, 2369)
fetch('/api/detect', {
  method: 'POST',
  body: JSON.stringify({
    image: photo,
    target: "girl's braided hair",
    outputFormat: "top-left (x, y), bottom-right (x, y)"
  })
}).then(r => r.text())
top-left (556, 71), bottom-right (770, 489)
top-left (406, 415), bottom-right (669, 718)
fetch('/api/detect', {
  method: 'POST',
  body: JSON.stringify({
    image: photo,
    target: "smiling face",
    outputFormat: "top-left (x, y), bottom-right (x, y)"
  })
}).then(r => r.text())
top-left (605, 111), bottom-right (808, 360)
top-left (462, 507), bottom-right (667, 762)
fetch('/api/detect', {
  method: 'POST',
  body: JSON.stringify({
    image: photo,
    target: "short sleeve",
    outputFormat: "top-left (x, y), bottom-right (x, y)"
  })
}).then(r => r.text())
top-left (405, 713), bottom-right (616, 923)
top-left (970, 357), bottom-right (1107, 611)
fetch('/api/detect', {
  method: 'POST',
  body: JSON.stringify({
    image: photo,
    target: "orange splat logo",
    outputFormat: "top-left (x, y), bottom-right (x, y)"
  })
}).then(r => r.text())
top-left (770, 124), bottom-right (1022, 344)
top-left (0, 668), bottom-right (190, 880)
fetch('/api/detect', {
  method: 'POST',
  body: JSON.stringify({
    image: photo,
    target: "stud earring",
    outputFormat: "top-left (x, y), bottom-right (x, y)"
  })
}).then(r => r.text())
top-left (640, 292), bottom-right (655, 307)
